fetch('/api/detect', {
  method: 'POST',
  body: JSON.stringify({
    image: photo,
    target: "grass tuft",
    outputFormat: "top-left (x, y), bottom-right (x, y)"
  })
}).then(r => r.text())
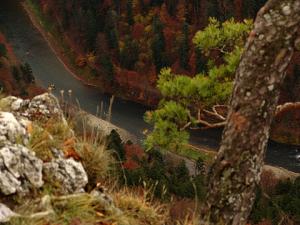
top-left (75, 138), bottom-right (115, 189)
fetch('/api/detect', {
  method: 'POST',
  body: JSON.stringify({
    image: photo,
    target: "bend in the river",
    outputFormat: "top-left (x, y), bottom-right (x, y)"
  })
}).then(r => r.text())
top-left (0, 0), bottom-right (299, 172)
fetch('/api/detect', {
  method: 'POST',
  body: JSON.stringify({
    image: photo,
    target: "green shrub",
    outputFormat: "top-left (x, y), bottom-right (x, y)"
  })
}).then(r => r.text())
top-left (0, 43), bottom-right (7, 57)
top-left (250, 177), bottom-right (300, 224)
top-left (122, 152), bottom-right (206, 201)
top-left (107, 129), bottom-right (126, 161)
top-left (11, 66), bottom-right (21, 82)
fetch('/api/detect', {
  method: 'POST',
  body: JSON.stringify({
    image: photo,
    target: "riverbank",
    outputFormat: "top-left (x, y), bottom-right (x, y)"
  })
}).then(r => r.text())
top-left (22, 0), bottom-right (214, 162)
top-left (72, 106), bottom-right (299, 178)
top-left (23, 1), bottom-right (160, 107)
top-left (22, 2), bottom-right (101, 89)
top-left (0, 32), bottom-right (44, 97)
top-left (19, 0), bottom-right (300, 173)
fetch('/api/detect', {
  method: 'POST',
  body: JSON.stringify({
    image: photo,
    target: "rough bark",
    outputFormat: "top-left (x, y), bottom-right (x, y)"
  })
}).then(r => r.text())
top-left (200, 0), bottom-right (300, 224)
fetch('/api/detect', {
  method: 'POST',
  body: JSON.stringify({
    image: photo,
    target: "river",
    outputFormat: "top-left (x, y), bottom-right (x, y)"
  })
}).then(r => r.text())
top-left (0, 0), bottom-right (299, 172)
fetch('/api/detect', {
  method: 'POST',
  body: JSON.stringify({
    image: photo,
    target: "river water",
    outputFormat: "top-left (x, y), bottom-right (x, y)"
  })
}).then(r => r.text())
top-left (0, 0), bottom-right (299, 172)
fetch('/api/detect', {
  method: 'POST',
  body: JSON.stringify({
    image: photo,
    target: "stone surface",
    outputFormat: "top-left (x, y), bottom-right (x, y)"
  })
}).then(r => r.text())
top-left (271, 102), bottom-right (300, 145)
top-left (0, 203), bottom-right (19, 223)
top-left (27, 93), bottom-right (65, 122)
top-left (0, 144), bottom-right (43, 195)
top-left (0, 112), bottom-right (29, 146)
top-left (90, 188), bottom-right (123, 216)
top-left (0, 96), bottom-right (29, 113)
top-left (43, 158), bottom-right (88, 194)
top-left (1, 93), bottom-right (65, 124)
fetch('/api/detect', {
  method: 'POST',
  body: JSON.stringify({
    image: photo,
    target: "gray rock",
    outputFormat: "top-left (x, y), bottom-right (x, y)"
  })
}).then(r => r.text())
top-left (27, 93), bottom-right (65, 123)
top-left (43, 158), bottom-right (88, 194)
top-left (90, 189), bottom-right (123, 216)
top-left (1, 93), bottom-right (66, 125)
top-left (0, 96), bottom-right (29, 113)
top-left (0, 112), bottom-right (29, 146)
top-left (0, 144), bottom-right (43, 195)
top-left (0, 203), bottom-right (19, 223)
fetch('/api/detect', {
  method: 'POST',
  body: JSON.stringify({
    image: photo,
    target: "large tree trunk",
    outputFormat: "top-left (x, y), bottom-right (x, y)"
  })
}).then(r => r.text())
top-left (200, 0), bottom-right (300, 224)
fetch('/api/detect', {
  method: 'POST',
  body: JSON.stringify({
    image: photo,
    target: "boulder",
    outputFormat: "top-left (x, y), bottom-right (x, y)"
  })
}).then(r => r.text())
top-left (43, 158), bottom-right (88, 194)
top-left (0, 203), bottom-right (19, 223)
top-left (27, 93), bottom-right (65, 122)
top-left (0, 144), bottom-right (43, 195)
top-left (0, 96), bottom-right (30, 112)
top-left (0, 112), bottom-right (29, 147)
top-left (1, 93), bottom-right (66, 124)
top-left (271, 102), bottom-right (300, 145)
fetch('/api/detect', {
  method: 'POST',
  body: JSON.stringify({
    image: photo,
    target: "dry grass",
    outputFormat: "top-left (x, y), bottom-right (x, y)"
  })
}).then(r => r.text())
top-left (112, 186), bottom-right (170, 225)
top-left (3, 95), bottom-right (203, 225)
top-left (28, 124), bottom-right (56, 161)
top-left (0, 94), bottom-right (12, 112)
top-left (8, 193), bottom-right (118, 225)
top-left (75, 138), bottom-right (115, 188)
top-left (28, 118), bottom-right (73, 161)
top-left (8, 186), bottom-right (170, 225)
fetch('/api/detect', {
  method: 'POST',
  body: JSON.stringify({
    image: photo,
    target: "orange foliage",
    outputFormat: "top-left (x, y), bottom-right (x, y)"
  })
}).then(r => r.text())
top-left (256, 219), bottom-right (272, 225)
top-left (75, 56), bottom-right (87, 67)
top-left (123, 143), bottom-right (145, 170)
top-left (63, 137), bottom-right (81, 160)
top-left (260, 170), bottom-right (279, 194)
top-left (132, 23), bottom-right (145, 40)
top-left (169, 199), bottom-right (196, 222)
top-left (163, 27), bottom-right (176, 53)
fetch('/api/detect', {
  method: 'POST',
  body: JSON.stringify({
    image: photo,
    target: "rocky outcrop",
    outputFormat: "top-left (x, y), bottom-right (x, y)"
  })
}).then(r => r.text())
top-left (0, 93), bottom-right (66, 124)
top-left (0, 144), bottom-right (43, 195)
top-left (0, 112), bottom-right (29, 146)
top-left (271, 102), bottom-right (300, 145)
top-left (0, 203), bottom-right (19, 223)
top-left (0, 93), bottom-right (86, 196)
top-left (0, 93), bottom-right (132, 224)
top-left (43, 158), bottom-right (88, 194)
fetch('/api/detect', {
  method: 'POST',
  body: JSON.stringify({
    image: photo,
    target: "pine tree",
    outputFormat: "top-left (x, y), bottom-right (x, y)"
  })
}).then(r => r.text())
top-left (191, 0), bottom-right (201, 23)
top-left (104, 10), bottom-right (119, 50)
top-left (0, 43), bottom-right (7, 57)
top-left (145, 18), bottom-right (252, 152)
top-left (96, 34), bottom-right (115, 82)
top-left (179, 22), bottom-right (190, 70)
top-left (200, 1), bottom-right (300, 223)
top-left (150, 0), bottom-right (164, 7)
top-left (11, 66), bottom-right (21, 82)
top-left (85, 9), bottom-right (97, 50)
top-left (206, 0), bottom-right (220, 20)
top-left (100, 56), bottom-right (115, 82)
top-left (107, 130), bottom-right (126, 161)
top-left (120, 35), bottom-right (139, 70)
top-left (151, 15), bottom-right (167, 72)
top-left (195, 48), bottom-right (207, 74)
top-left (166, 0), bottom-right (179, 17)
top-left (139, 0), bottom-right (148, 14)
top-left (113, 0), bottom-right (121, 15)
top-left (127, 0), bottom-right (134, 26)
top-left (20, 63), bottom-right (35, 83)
top-left (242, 0), bottom-right (257, 18)
top-left (220, 0), bottom-right (235, 21)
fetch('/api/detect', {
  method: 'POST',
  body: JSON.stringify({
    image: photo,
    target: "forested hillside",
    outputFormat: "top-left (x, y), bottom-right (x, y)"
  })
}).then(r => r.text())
top-left (30, 0), bottom-right (295, 103)
top-left (0, 1), bottom-right (299, 224)
top-left (27, 0), bottom-right (300, 105)
top-left (0, 32), bottom-right (43, 97)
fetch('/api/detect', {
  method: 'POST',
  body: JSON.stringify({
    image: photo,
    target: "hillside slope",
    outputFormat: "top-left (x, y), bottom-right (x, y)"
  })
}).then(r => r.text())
top-left (0, 32), bottom-right (43, 97)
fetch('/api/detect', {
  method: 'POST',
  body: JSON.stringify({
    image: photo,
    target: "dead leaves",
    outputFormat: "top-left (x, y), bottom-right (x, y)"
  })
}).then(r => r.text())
top-left (63, 137), bottom-right (81, 160)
